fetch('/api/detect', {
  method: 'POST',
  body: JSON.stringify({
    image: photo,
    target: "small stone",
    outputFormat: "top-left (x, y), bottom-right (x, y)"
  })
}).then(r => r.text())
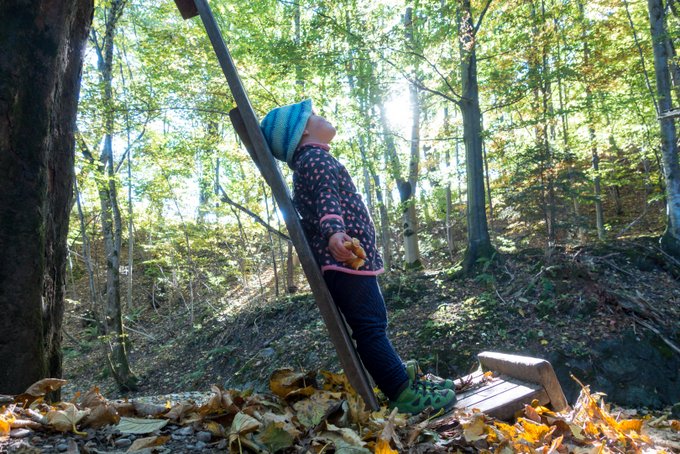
top-left (171, 433), bottom-right (186, 441)
top-left (196, 431), bottom-right (212, 443)
top-left (194, 441), bottom-right (207, 450)
top-left (57, 443), bottom-right (69, 452)
top-left (177, 425), bottom-right (194, 436)
top-left (114, 437), bottom-right (132, 448)
top-left (671, 402), bottom-right (680, 419)
top-left (10, 428), bottom-right (32, 438)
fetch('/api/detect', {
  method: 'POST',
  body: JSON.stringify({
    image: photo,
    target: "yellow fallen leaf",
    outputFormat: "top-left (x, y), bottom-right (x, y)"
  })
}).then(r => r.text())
top-left (0, 414), bottom-right (12, 438)
top-left (616, 418), bottom-right (642, 434)
top-left (375, 438), bottom-right (398, 453)
top-left (462, 414), bottom-right (489, 442)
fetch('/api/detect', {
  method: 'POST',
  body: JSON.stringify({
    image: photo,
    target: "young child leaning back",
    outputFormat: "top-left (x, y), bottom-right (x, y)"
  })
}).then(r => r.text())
top-left (260, 99), bottom-right (456, 415)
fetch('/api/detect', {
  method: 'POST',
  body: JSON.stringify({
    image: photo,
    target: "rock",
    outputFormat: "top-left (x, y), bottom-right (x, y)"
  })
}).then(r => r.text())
top-left (114, 437), bottom-right (132, 448)
top-left (171, 433), bottom-right (186, 441)
top-left (10, 428), bottom-right (32, 438)
top-left (195, 440), bottom-right (207, 450)
top-left (196, 431), bottom-right (212, 442)
top-left (57, 443), bottom-right (69, 452)
top-left (177, 425), bottom-right (194, 436)
top-left (671, 402), bottom-right (680, 419)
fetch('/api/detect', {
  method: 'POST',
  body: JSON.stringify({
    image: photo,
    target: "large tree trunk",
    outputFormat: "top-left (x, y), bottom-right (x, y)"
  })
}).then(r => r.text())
top-left (0, 0), bottom-right (93, 394)
top-left (459, 0), bottom-right (494, 272)
top-left (648, 0), bottom-right (680, 257)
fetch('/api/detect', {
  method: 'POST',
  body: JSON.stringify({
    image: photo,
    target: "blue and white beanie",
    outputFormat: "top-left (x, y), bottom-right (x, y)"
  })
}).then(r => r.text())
top-left (260, 99), bottom-right (313, 166)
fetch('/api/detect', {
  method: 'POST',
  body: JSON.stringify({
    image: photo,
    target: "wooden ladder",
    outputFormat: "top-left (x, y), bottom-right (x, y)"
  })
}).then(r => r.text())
top-left (172, 0), bottom-right (380, 410)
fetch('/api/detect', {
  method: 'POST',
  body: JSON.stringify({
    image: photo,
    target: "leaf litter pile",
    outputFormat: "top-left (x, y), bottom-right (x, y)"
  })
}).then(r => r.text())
top-left (1, 370), bottom-right (678, 453)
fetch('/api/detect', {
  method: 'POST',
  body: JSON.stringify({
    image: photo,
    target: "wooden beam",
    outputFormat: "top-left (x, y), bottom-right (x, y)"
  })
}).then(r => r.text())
top-left (173, 0), bottom-right (198, 19)
top-left (174, 0), bottom-right (379, 410)
top-left (478, 351), bottom-right (568, 411)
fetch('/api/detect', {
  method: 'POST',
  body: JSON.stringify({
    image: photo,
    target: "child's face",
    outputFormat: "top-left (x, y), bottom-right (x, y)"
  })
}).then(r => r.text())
top-left (304, 111), bottom-right (336, 143)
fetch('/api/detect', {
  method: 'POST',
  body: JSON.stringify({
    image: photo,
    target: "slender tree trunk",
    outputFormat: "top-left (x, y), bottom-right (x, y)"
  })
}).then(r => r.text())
top-left (402, 6), bottom-right (422, 270)
top-left (648, 0), bottom-right (680, 257)
top-left (580, 2), bottom-right (606, 240)
top-left (0, 0), bottom-right (93, 394)
top-left (459, 0), bottom-right (494, 271)
top-left (92, 0), bottom-right (137, 391)
top-left (74, 177), bottom-right (99, 315)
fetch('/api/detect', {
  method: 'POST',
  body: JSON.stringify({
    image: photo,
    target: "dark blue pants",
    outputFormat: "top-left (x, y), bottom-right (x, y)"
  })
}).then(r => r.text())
top-left (324, 271), bottom-right (408, 400)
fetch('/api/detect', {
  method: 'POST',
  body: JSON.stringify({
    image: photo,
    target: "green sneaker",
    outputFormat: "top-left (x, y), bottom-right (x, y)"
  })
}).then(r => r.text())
top-left (405, 360), bottom-right (456, 390)
top-left (389, 379), bottom-right (457, 415)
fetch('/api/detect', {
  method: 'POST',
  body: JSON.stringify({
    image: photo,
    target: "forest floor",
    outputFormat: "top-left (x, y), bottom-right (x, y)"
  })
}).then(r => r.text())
top-left (3, 236), bottom-right (680, 452)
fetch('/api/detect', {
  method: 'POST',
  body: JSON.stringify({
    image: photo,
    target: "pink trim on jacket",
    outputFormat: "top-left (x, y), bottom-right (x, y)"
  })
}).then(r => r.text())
top-left (321, 265), bottom-right (385, 276)
top-left (320, 214), bottom-right (344, 225)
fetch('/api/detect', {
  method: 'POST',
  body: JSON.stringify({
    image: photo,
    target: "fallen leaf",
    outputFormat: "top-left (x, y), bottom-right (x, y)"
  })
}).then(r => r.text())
top-left (229, 412), bottom-right (261, 441)
top-left (462, 414), bottom-right (489, 442)
top-left (126, 435), bottom-right (169, 452)
top-left (46, 403), bottom-right (90, 435)
top-left (270, 369), bottom-right (317, 401)
top-left (116, 417), bottom-right (168, 434)
top-left (0, 414), bottom-right (11, 438)
top-left (375, 438), bottom-right (398, 454)
top-left (256, 420), bottom-right (295, 452)
top-left (670, 420), bottom-right (680, 431)
top-left (24, 378), bottom-right (68, 397)
top-left (164, 402), bottom-right (196, 423)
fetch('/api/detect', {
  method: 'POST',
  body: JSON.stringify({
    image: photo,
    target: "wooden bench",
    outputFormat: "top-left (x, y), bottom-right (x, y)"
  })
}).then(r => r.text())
top-left (451, 351), bottom-right (568, 420)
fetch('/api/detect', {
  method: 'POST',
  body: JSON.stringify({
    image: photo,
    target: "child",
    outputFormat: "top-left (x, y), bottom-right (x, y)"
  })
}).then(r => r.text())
top-left (261, 99), bottom-right (456, 414)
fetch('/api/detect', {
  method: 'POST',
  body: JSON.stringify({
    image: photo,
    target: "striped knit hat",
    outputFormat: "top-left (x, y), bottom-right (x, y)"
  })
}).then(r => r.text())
top-left (260, 99), bottom-right (312, 166)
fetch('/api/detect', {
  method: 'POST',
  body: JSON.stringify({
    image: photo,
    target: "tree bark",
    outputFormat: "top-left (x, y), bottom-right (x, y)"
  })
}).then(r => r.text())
top-left (459, 0), bottom-right (494, 271)
top-left (648, 0), bottom-right (680, 257)
top-left (0, 0), bottom-right (93, 394)
top-left (91, 0), bottom-right (138, 390)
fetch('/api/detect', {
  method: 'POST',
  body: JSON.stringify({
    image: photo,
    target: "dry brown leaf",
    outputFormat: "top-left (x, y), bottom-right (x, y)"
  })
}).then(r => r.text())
top-left (670, 420), bottom-right (680, 431)
top-left (24, 378), bottom-right (68, 397)
top-left (82, 401), bottom-right (120, 428)
top-left (269, 369), bottom-right (316, 400)
top-left (46, 402), bottom-right (90, 435)
top-left (132, 401), bottom-right (167, 417)
top-left (164, 402), bottom-right (196, 423)
top-left (126, 435), bottom-right (169, 452)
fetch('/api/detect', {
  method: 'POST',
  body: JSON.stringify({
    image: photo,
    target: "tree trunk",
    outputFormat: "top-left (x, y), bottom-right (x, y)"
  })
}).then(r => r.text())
top-left (648, 0), bottom-right (680, 257)
top-left (92, 0), bottom-right (138, 391)
top-left (0, 0), bottom-right (93, 394)
top-left (401, 6), bottom-right (423, 270)
top-left (580, 2), bottom-right (606, 240)
top-left (459, 0), bottom-right (494, 272)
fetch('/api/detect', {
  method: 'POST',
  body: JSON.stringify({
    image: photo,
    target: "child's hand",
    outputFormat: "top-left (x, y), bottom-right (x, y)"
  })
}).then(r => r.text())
top-left (328, 232), bottom-right (356, 262)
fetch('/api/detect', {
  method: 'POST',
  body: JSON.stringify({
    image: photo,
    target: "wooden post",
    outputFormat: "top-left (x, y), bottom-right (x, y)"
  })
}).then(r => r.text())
top-left (173, 0), bottom-right (379, 410)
